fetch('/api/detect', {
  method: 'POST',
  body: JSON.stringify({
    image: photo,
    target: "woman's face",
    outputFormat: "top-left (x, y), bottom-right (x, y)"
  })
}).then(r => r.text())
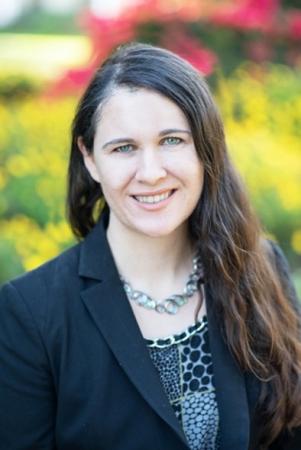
top-left (80, 87), bottom-right (204, 239)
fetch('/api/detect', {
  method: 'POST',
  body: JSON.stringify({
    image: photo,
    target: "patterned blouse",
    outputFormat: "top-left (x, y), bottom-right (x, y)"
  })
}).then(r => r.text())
top-left (145, 316), bottom-right (220, 450)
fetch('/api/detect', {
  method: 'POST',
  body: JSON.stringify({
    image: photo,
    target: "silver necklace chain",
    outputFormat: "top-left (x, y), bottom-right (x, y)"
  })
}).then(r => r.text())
top-left (120, 257), bottom-right (204, 315)
top-left (146, 315), bottom-right (208, 348)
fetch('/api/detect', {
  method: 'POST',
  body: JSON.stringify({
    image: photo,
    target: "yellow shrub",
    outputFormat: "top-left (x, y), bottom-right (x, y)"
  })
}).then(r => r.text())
top-left (0, 63), bottom-right (300, 284)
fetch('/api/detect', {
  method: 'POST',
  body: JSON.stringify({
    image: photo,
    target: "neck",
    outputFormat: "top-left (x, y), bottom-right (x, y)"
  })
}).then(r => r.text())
top-left (106, 216), bottom-right (194, 295)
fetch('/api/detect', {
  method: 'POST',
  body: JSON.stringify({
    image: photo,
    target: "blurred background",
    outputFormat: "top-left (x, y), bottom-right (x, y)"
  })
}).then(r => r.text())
top-left (0, 0), bottom-right (300, 295)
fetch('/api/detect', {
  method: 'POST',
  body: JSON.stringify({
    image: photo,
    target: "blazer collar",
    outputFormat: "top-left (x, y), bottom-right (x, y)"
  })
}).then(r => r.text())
top-left (78, 211), bottom-right (113, 281)
top-left (206, 283), bottom-right (250, 449)
top-left (79, 214), bottom-right (189, 447)
top-left (79, 214), bottom-right (250, 450)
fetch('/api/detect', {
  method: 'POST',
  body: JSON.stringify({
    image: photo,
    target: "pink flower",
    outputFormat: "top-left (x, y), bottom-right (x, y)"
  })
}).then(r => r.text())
top-left (286, 10), bottom-right (301, 40)
top-left (245, 40), bottom-right (274, 62)
top-left (45, 67), bottom-right (94, 96)
top-left (211, 0), bottom-right (279, 31)
top-left (80, 11), bottom-right (136, 60)
top-left (161, 28), bottom-right (217, 75)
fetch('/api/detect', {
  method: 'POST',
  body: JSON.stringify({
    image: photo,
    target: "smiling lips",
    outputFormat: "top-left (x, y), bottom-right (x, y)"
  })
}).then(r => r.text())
top-left (133, 189), bottom-right (174, 204)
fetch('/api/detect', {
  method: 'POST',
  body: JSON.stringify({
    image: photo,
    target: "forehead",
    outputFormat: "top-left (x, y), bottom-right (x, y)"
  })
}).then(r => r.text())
top-left (94, 87), bottom-right (190, 141)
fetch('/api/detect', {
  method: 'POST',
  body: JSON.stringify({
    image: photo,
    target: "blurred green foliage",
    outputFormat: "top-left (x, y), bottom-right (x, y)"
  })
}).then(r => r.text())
top-left (0, 94), bottom-right (75, 280)
top-left (0, 11), bottom-right (81, 35)
top-left (0, 62), bottom-right (300, 296)
top-left (0, 70), bottom-right (42, 99)
top-left (216, 64), bottom-right (301, 277)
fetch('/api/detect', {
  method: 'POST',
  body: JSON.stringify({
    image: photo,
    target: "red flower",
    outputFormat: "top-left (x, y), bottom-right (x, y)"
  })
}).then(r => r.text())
top-left (80, 11), bottom-right (137, 61)
top-left (286, 10), bottom-right (301, 40)
top-left (123, 0), bottom-right (202, 23)
top-left (211, 0), bottom-right (279, 31)
top-left (161, 28), bottom-right (217, 75)
top-left (245, 40), bottom-right (274, 62)
top-left (45, 67), bottom-right (94, 96)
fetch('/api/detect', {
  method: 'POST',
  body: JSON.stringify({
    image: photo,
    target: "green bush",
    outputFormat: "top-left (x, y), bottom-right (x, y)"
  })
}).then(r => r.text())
top-left (0, 64), bottom-right (300, 297)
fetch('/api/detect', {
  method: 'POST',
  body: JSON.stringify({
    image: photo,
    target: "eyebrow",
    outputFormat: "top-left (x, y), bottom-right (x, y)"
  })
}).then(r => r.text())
top-left (102, 129), bottom-right (192, 149)
top-left (159, 128), bottom-right (192, 137)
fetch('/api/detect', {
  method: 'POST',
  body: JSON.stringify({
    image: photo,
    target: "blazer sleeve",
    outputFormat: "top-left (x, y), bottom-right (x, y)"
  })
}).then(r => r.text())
top-left (269, 241), bottom-right (300, 313)
top-left (267, 242), bottom-right (301, 449)
top-left (0, 281), bottom-right (56, 450)
top-left (269, 428), bottom-right (301, 450)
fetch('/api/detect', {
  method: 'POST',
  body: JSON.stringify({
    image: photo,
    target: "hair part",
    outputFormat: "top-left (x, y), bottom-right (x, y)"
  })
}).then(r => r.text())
top-left (67, 42), bottom-right (301, 447)
top-left (68, 42), bottom-right (224, 238)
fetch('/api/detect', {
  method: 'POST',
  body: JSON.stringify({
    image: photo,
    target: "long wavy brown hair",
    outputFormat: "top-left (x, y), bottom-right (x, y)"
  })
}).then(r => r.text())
top-left (67, 42), bottom-right (301, 447)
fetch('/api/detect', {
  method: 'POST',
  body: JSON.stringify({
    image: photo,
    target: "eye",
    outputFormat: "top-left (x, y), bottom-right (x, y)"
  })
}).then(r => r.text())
top-left (113, 144), bottom-right (134, 154)
top-left (161, 136), bottom-right (183, 146)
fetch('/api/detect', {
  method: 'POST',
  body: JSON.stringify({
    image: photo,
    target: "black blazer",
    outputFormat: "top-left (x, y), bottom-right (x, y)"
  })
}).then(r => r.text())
top-left (0, 216), bottom-right (300, 450)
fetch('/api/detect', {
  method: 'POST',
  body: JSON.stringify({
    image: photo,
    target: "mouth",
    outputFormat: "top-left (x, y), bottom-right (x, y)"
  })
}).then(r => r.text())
top-left (132, 189), bottom-right (175, 205)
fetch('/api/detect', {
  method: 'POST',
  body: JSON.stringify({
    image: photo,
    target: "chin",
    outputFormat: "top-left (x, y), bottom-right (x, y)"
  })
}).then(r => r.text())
top-left (139, 230), bottom-right (173, 238)
top-left (131, 222), bottom-right (184, 239)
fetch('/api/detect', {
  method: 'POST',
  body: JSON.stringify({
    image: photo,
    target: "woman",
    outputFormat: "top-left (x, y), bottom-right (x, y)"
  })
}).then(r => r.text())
top-left (0, 42), bottom-right (300, 450)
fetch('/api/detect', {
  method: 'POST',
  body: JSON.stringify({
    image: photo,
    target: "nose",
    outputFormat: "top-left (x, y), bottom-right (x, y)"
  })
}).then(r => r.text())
top-left (135, 148), bottom-right (167, 185)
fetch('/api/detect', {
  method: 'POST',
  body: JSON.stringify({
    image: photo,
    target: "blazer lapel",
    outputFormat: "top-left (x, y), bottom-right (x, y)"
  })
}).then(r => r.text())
top-left (79, 217), bottom-right (188, 447)
top-left (206, 283), bottom-right (250, 450)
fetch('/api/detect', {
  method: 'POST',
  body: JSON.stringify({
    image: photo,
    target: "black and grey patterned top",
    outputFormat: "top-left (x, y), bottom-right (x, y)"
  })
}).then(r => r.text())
top-left (146, 316), bottom-right (220, 450)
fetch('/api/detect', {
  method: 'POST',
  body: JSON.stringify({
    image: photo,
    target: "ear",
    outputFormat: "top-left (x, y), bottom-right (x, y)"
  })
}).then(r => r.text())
top-left (77, 137), bottom-right (101, 183)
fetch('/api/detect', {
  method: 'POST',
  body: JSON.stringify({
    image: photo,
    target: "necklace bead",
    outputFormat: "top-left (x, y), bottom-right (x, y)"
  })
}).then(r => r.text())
top-left (120, 256), bottom-right (204, 315)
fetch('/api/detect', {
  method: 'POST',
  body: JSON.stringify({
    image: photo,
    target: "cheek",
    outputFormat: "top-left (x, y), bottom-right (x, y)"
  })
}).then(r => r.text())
top-left (181, 157), bottom-right (204, 185)
top-left (191, 155), bottom-right (204, 182)
top-left (188, 163), bottom-right (205, 199)
top-left (196, 166), bottom-right (205, 188)
top-left (96, 160), bottom-right (133, 194)
top-left (171, 148), bottom-right (203, 176)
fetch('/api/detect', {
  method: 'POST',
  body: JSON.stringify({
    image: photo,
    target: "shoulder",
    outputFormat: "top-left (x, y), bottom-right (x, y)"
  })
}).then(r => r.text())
top-left (1, 240), bottom-right (81, 292)
top-left (265, 239), bottom-right (291, 271)
top-left (263, 238), bottom-right (300, 309)
top-left (0, 241), bottom-right (83, 326)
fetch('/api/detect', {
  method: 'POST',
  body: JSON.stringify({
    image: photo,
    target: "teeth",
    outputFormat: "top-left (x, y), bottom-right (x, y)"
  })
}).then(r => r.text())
top-left (135, 191), bottom-right (172, 204)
